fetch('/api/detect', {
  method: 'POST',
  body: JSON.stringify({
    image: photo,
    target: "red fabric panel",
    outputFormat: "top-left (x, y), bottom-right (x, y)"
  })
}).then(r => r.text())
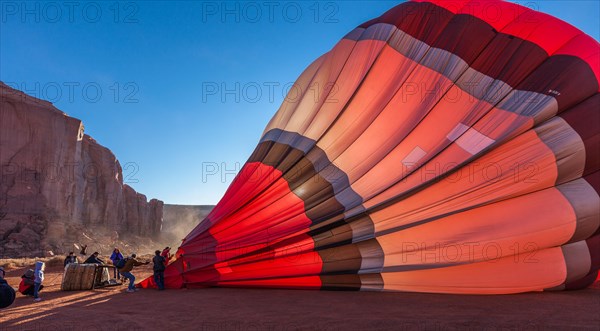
top-left (420, 0), bottom-right (584, 54)
top-left (207, 163), bottom-right (313, 253)
top-left (217, 276), bottom-right (321, 289)
top-left (138, 258), bottom-right (185, 289)
top-left (213, 252), bottom-right (322, 282)
top-left (142, 163), bottom-right (317, 288)
top-left (184, 163), bottom-right (282, 241)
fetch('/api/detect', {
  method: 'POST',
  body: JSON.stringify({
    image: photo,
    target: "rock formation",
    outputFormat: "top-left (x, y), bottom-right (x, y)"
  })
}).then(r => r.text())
top-left (0, 82), bottom-right (163, 258)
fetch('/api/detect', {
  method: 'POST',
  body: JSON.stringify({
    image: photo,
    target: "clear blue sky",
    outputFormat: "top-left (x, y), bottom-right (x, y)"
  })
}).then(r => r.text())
top-left (1, 1), bottom-right (598, 205)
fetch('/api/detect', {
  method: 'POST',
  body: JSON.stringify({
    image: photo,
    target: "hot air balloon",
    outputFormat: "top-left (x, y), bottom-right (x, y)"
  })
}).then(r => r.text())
top-left (141, 0), bottom-right (599, 294)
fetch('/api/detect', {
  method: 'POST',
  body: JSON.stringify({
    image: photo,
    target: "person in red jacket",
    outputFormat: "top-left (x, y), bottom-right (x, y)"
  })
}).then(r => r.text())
top-left (160, 247), bottom-right (171, 263)
top-left (18, 268), bottom-right (43, 296)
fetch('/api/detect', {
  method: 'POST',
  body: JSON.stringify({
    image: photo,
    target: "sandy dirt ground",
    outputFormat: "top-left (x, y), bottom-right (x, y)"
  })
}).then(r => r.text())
top-left (1, 264), bottom-right (598, 330)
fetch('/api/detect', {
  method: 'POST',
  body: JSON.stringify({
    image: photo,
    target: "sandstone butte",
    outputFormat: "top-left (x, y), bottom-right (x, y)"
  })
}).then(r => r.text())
top-left (0, 82), bottom-right (163, 258)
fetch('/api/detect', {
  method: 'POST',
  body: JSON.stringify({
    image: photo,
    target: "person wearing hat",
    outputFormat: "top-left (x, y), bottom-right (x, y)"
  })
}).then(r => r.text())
top-left (118, 254), bottom-right (149, 293)
top-left (0, 267), bottom-right (16, 308)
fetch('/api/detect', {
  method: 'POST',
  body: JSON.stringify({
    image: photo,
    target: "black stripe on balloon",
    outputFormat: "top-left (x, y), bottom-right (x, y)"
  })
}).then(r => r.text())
top-left (564, 235), bottom-right (600, 290)
top-left (351, 1), bottom-right (598, 110)
top-left (584, 171), bottom-right (600, 204)
top-left (319, 274), bottom-right (362, 291)
top-left (559, 94), bottom-right (600, 176)
top-left (319, 273), bottom-right (384, 291)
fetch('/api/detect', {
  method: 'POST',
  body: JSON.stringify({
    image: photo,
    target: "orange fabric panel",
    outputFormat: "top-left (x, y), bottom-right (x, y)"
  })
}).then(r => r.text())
top-left (377, 187), bottom-right (576, 268)
top-left (321, 48), bottom-right (535, 205)
top-left (317, 45), bottom-right (433, 159)
top-left (344, 105), bottom-right (528, 199)
top-left (368, 130), bottom-right (558, 232)
top-left (282, 39), bottom-right (357, 134)
top-left (263, 55), bottom-right (325, 134)
top-left (381, 247), bottom-right (566, 294)
top-left (303, 38), bottom-right (390, 140)
top-left (334, 58), bottom-right (459, 183)
top-left (471, 107), bottom-right (534, 141)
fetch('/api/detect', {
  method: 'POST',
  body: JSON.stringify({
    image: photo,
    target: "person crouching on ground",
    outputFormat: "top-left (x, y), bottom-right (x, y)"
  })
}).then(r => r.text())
top-left (110, 248), bottom-right (124, 280)
top-left (118, 254), bottom-right (149, 293)
top-left (18, 269), bottom-right (37, 296)
top-left (152, 250), bottom-right (167, 290)
top-left (33, 261), bottom-right (45, 302)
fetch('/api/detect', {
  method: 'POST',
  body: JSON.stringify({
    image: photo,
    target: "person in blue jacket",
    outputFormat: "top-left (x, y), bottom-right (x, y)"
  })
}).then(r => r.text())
top-left (110, 248), bottom-right (124, 280)
top-left (33, 261), bottom-right (45, 302)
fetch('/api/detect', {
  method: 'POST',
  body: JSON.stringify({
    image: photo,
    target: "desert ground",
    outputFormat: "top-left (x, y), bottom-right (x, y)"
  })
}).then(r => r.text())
top-left (1, 264), bottom-right (598, 330)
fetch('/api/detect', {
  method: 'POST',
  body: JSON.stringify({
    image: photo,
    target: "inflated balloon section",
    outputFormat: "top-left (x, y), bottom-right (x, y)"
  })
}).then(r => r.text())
top-left (141, 0), bottom-right (599, 294)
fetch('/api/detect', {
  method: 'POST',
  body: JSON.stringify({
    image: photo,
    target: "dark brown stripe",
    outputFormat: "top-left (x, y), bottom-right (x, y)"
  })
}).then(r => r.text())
top-left (320, 274), bottom-right (361, 291)
top-left (565, 235), bottom-right (600, 290)
top-left (359, 2), bottom-right (452, 46)
top-left (517, 56), bottom-right (598, 112)
top-left (311, 221), bottom-right (353, 250)
top-left (584, 171), bottom-right (600, 198)
top-left (586, 235), bottom-right (600, 270)
top-left (359, 274), bottom-right (384, 291)
top-left (317, 239), bottom-right (385, 276)
top-left (559, 94), bottom-right (600, 175)
top-left (564, 270), bottom-right (598, 290)
top-left (319, 245), bottom-right (362, 274)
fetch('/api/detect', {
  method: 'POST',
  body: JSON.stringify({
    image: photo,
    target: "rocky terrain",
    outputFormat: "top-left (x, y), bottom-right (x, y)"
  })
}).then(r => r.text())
top-left (0, 82), bottom-right (163, 258)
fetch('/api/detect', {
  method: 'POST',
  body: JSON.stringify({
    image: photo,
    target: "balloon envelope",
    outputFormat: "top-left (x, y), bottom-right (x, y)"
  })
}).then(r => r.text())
top-left (142, 0), bottom-right (600, 294)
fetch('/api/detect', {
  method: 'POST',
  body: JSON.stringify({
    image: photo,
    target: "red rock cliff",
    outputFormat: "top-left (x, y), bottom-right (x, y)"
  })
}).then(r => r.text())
top-left (0, 82), bottom-right (163, 257)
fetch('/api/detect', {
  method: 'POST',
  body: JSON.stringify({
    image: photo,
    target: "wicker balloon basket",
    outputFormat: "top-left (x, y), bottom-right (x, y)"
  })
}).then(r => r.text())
top-left (61, 264), bottom-right (117, 291)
